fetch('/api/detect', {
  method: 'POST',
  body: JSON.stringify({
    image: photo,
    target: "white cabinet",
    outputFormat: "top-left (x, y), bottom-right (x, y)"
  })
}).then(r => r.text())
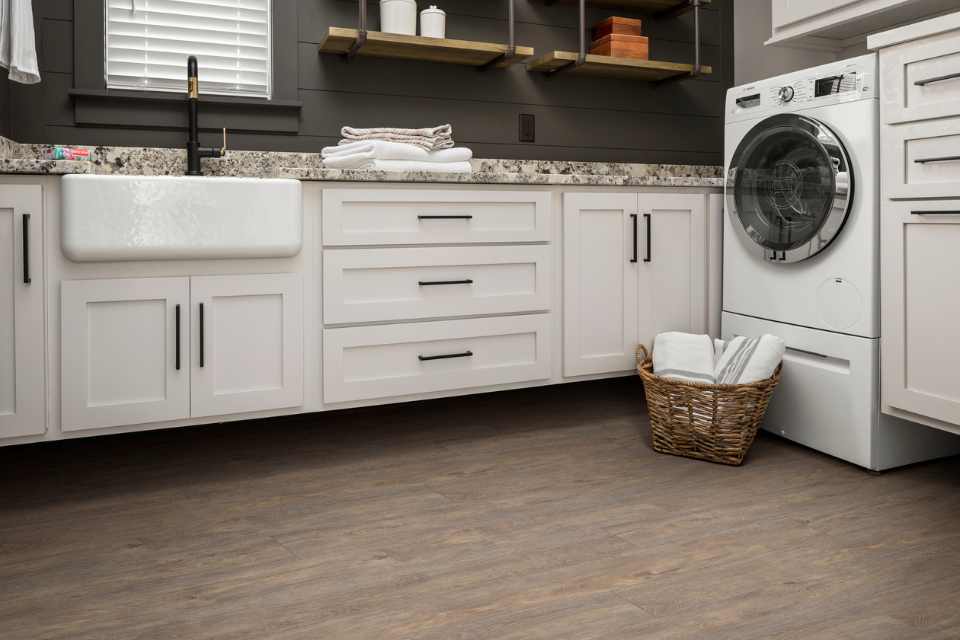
top-left (881, 201), bottom-right (960, 428)
top-left (0, 185), bottom-right (45, 438)
top-left (768, 0), bottom-right (956, 48)
top-left (61, 278), bottom-right (190, 432)
top-left (636, 193), bottom-right (708, 350)
top-left (562, 193), bottom-right (639, 377)
top-left (191, 274), bottom-right (303, 418)
top-left (62, 274), bottom-right (303, 431)
top-left (563, 192), bottom-right (710, 377)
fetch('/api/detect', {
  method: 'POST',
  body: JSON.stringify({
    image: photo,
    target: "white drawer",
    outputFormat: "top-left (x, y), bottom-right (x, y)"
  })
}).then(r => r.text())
top-left (323, 315), bottom-right (551, 403)
top-left (883, 118), bottom-right (960, 199)
top-left (323, 245), bottom-right (552, 324)
top-left (881, 32), bottom-right (960, 125)
top-left (322, 188), bottom-right (552, 246)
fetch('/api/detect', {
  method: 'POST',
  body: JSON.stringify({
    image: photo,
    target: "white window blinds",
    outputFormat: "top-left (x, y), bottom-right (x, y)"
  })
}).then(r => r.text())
top-left (105, 0), bottom-right (272, 98)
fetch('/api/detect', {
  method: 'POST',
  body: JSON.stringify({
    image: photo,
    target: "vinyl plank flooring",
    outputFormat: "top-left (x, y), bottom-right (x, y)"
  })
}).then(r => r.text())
top-left (1, 378), bottom-right (959, 639)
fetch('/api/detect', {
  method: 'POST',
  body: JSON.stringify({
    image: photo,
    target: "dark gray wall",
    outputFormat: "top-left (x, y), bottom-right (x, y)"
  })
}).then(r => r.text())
top-left (0, 75), bottom-right (8, 139)
top-left (7, 0), bottom-right (733, 164)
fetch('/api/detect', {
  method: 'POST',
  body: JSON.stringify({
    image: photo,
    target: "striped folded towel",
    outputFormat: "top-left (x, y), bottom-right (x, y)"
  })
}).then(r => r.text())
top-left (340, 124), bottom-right (455, 151)
top-left (714, 334), bottom-right (785, 385)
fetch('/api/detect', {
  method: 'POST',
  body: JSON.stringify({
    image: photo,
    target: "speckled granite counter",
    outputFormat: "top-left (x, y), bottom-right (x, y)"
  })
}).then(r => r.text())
top-left (0, 138), bottom-right (724, 188)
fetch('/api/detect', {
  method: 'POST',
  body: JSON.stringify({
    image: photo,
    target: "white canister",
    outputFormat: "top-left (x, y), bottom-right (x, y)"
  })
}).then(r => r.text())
top-left (420, 5), bottom-right (446, 39)
top-left (380, 0), bottom-right (417, 36)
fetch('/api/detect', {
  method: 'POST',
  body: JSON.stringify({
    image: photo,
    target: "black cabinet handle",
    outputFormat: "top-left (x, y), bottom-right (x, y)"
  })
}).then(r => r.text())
top-left (417, 214), bottom-right (473, 220)
top-left (175, 304), bottom-right (181, 371)
top-left (419, 279), bottom-right (474, 286)
top-left (630, 213), bottom-right (638, 263)
top-left (914, 72), bottom-right (960, 86)
top-left (22, 213), bottom-right (30, 285)
top-left (913, 155), bottom-right (960, 164)
top-left (912, 210), bottom-right (960, 215)
top-left (418, 350), bottom-right (473, 362)
top-left (199, 302), bottom-right (205, 368)
top-left (643, 213), bottom-right (652, 263)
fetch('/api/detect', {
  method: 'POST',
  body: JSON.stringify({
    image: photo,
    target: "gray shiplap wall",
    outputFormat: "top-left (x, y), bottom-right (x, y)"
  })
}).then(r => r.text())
top-left (7, 0), bottom-right (733, 164)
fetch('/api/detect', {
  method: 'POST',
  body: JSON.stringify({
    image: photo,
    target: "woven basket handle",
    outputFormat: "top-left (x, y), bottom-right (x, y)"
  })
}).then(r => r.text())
top-left (636, 344), bottom-right (650, 367)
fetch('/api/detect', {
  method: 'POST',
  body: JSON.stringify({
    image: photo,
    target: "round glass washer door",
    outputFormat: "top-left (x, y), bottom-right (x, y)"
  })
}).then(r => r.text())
top-left (727, 113), bottom-right (853, 263)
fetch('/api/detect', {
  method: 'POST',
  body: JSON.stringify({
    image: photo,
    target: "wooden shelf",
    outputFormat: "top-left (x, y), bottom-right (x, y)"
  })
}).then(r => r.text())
top-left (527, 51), bottom-right (711, 81)
top-left (545, 0), bottom-right (694, 12)
top-left (319, 27), bottom-right (534, 68)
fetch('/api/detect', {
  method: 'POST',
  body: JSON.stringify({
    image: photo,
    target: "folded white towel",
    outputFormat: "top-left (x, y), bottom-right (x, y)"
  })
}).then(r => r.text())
top-left (714, 339), bottom-right (726, 364)
top-left (340, 124), bottom-right (454, 151)
top-left (323, 156), bottom-right (472, 173)
top-left (714, 334), bottom-right (785, 385)
top-left (322, 140), bottom-right (472, 163)
top-left (652, 332), bottom-right (716, 384)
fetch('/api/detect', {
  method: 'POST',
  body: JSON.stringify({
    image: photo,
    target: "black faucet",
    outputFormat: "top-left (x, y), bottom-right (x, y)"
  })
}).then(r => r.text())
top-left (186, 55), bottom-right (226, 176)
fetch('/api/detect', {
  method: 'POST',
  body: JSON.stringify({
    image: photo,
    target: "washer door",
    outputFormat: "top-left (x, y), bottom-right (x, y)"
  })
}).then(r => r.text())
top-left (727, 113), bottom-right (853, 263)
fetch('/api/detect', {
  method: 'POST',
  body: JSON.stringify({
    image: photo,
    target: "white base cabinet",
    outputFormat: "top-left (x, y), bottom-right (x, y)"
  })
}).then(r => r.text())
top-left (62, 274), bottom-right (303, 432)
top-left (563, 192), bottom-right (710, 377)
top-left (0, 185), bottom-right (45, 438)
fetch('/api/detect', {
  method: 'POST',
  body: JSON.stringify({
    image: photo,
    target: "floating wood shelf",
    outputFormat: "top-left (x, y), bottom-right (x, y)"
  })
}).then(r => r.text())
top-left (319, 27), bottom-right (534, 68)
top-left (527, 51), bottom-right (711, 81)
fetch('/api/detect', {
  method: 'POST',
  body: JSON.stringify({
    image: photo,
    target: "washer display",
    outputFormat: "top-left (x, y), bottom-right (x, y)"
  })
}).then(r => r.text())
top-left (727, 113), bottom-right (853, 263)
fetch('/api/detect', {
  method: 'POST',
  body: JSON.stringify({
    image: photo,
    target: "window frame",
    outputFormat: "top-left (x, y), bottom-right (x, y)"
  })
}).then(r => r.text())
top-left (72, 0), bottom-right (300, 134)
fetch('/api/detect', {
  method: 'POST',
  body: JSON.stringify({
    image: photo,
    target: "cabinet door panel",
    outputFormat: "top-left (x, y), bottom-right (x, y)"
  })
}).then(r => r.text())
top-left (637, 193), bottom-right (708, 349)
top-left (0, 186), bottom-right (44, 438)
top-left (190, 274), bottom-right (303, 418)
top-left (562, 192), bottom-right (639, 376)
top-left (61, 278), bottom-right (189, 432)
top-left (883, 201), bottom-right (960, 426)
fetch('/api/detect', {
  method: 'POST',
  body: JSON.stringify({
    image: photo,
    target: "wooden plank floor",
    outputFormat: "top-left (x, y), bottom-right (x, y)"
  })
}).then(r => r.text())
top-left (2, 378), bottom-right (960, 639)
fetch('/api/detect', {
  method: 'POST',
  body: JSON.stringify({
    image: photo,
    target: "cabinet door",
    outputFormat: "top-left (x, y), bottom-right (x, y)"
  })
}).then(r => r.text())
top-left (882, 201), bottom-right (960, 427)
top-left (0, 185), bottom-right (44, 438)
top-left (637, 193), bottom-right (708, 349)
top-left (190, 274), bottom-right (303, 418)
top-left (61, 278), bottom-right (189, 432)
top-left (562, 192), bottom-right (639, 376)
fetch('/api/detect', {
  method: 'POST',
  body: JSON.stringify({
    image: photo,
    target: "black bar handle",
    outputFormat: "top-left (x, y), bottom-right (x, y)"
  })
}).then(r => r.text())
top-left (914, 72), bottom-right (960, 87)
top-left (913, 155), bottom-right (960, 164)
top-left (175, 304), bottom-right (181, 371)
top-left (643, 213), bottom-right (652, 263)
top-left (419, 279), bottom-right (474, 286)
top-left (912, 210), bottom-right (960, 215)
top-left (629, 214), bottom-right (638, 263)
top-left (22, 213), bottom-right (30, 285)
top-left (417, 215), bottom-right (473, 220)
top-left (199, 302), bottom-right (205, 368)
top-left (418, 350), bottom-right (474, 362)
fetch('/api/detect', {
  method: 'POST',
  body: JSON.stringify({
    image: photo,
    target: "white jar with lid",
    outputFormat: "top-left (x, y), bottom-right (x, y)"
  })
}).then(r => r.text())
top-left (420, 5), bottom-right (446, 39)
top-left (380, 0), bottom-right (417, 36)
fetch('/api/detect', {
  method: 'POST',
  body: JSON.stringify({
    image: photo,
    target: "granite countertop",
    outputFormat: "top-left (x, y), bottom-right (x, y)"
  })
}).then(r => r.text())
top-left (0, 137), bottom-right (724, 188)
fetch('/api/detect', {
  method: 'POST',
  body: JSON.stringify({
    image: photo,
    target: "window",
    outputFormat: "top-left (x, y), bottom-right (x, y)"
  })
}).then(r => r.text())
top-left (104, 0), bottom-right (272, 99)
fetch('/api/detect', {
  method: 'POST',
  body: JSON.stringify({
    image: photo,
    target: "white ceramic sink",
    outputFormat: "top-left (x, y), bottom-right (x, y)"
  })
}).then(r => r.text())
top-left (61, 174), bottom-right (302, 261)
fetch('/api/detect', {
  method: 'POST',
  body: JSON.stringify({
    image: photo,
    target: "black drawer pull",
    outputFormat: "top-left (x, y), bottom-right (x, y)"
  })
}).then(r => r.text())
top-left (417, 214), bottom-right (473, 220)
top-left (914, 72), bottom-right (960, 87)
top-left (911, 210), bottom-right (960, 215)
top-left (643, 213), bottom-right (652, 263)
top-left (913, 155), bottom-right (960, 164)
top-left (629, 213), bottom-right (638, 263)
top-left (175, 304), bottom-right (181, 371)
top-left (22, 213), bottom-right (30, 285)
top-left (418, 350), bottom-right (473, 362)
top-left (418, 279), bottom-right (474, 286)
top-left (199, 302), bottom-right (205, 368)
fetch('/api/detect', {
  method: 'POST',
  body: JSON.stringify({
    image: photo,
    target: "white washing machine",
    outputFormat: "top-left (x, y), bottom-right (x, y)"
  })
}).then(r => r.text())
top-left (722, 54), bottom-right (960, 470)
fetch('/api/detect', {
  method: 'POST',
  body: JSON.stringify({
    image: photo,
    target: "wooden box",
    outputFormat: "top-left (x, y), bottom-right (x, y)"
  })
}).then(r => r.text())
top-left (592, 16), bottom-right (643, 39)
top-left (590, 34), bottom-right (650, 59)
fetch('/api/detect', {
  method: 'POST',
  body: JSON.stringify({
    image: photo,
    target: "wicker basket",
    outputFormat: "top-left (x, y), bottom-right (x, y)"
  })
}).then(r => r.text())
top-left (636, 345), bottom-right (781, 466)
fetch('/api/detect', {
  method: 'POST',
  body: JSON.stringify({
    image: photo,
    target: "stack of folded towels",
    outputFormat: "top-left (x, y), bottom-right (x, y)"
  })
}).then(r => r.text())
top-left (652, 331), bottom-right (785, 385)
top-left (322, 124), bottom-right (473, 173)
